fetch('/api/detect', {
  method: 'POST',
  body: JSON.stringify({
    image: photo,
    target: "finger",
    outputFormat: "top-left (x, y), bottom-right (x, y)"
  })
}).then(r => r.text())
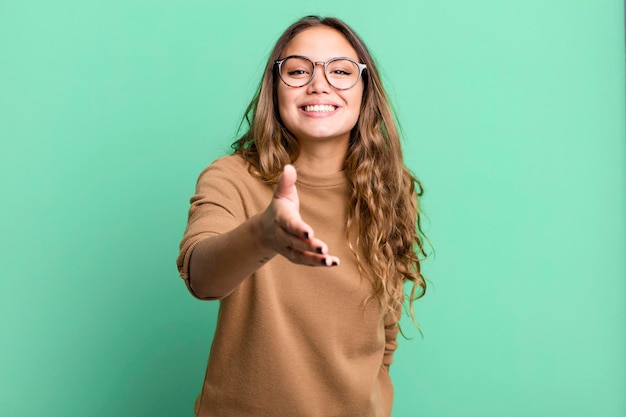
top-left (283, 246), bottom-right (340, 267)
top-left (274, 164), bottom-right (297, 200)
top-left (307, 237), bottom-right (328, 255)
top-left (320, 255), bottom-right (340, 266)
top-left (276, 211), bottom-right (313, 240)
top-left (275, 225), bottom-right (322, 253)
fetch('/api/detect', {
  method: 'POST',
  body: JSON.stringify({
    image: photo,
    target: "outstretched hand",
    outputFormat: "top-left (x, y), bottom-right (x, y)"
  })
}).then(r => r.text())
top-left (260, 164), bottom-right (340, 267)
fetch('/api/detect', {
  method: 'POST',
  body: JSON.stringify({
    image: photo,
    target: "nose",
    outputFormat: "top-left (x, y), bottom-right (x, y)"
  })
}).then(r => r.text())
top-left (306, 62), bottom-right (331, 93)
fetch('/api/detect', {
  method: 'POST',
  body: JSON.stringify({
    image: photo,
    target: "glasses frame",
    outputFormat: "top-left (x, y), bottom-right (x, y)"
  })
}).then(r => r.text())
top-left (274, 55), bottom-right (367, 90)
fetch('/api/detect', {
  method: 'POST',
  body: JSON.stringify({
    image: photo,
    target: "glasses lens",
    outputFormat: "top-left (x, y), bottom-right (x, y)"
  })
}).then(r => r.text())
top-left (280, 57), bottom-right (314, 87)
top-left (326, 59), bottom-right (360, 89)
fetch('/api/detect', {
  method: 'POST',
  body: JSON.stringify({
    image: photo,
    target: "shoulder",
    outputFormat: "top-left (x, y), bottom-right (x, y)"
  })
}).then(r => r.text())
top-left (196, 154), bottom-right (250, 184)
top-left (195, 154), bottom-right (266, 196)
top-left (201, 154), bottom-right (248, 175)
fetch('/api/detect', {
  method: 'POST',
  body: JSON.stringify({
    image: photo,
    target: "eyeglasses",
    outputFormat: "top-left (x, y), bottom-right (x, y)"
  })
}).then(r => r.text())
top-left (275, 55), bottom-right (366, 90)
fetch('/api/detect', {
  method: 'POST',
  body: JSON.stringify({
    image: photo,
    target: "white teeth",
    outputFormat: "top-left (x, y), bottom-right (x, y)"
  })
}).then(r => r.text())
top-left (304, 105), bottom-right (336, 112)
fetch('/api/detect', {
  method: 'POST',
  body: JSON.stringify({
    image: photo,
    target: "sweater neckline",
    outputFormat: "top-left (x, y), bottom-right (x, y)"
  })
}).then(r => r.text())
top-left (293, 163), bottom-right (348, 189)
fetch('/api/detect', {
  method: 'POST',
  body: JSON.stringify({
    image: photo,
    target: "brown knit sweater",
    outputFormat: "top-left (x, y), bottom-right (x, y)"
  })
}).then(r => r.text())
top-left (177, 155), bottom-right (399, 417)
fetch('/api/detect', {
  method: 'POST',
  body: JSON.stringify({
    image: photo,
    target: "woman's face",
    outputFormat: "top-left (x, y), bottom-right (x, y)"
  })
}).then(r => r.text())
top-left (276, 26), bottom-right (364, 148)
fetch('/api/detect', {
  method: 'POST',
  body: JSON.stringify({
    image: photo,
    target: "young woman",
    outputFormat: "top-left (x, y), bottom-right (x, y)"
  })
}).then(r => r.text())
top-left (176, 15), bottom-right (427, 417)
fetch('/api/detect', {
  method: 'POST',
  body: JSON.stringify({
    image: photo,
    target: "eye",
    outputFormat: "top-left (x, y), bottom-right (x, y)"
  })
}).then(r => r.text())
top-left (330, 69), bottom-right (352, 76)
top-left (282, 57), bottom-right (313, 79)
top-left (327, 59), bottom-right (358, 77)
top-left (287, 69), bottom-right (310, 77)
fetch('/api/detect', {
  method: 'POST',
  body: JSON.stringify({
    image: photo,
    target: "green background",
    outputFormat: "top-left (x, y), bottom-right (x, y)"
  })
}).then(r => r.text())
top-left (1, 1), bottom-right (624, 416)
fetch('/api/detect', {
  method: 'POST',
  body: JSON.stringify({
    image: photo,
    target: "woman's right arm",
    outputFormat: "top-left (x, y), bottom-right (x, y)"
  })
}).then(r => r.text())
top-left (188, 164), bottom-right (339, 299)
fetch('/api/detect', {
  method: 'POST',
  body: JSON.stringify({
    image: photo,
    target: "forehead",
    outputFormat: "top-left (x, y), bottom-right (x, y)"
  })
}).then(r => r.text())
top-left (281, 26), bottom-right (359, 61)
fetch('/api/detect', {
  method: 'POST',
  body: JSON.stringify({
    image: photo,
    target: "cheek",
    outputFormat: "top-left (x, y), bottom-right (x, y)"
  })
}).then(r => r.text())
top-left (277, 87), bottom-right (295, 122)
top-left (349, 90), bottom-right (364, 121)
top-left (351, 82), bottom-right (364, 106)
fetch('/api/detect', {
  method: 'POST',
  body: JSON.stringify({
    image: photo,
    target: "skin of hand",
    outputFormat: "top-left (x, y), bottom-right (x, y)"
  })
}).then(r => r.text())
top-left (260, 164), bottom-right (340, 267)
top-left (189, 164), bottom-right (339, 299)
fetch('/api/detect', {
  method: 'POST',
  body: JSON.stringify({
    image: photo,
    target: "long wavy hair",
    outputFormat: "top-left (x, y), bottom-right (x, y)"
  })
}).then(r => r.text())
top-left (232, 16), bottom-right (427, 325)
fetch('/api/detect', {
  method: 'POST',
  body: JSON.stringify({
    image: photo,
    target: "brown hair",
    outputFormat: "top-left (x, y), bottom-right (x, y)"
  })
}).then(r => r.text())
top-left (232, 16), bottom-right (427, 325)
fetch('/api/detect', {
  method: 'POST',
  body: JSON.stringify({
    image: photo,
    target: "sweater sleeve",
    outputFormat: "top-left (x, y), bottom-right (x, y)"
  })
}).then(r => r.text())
top-left (175, 156), bottom-right (248, 298)
top-left (382, 311), bottom-right (400, 370)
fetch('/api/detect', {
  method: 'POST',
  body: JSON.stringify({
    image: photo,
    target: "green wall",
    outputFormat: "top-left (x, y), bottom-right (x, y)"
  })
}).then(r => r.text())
top-left (1, 1), bottom-right (624, 416)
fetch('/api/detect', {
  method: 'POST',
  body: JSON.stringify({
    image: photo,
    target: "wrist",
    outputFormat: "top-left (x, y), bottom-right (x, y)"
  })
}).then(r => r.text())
top-left (251, 211), bottom-right (277, 259)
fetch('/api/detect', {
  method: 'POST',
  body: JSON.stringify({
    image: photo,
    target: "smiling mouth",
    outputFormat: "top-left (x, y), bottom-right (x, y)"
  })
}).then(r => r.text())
top-left (302, 104), bottom-right (338, 113)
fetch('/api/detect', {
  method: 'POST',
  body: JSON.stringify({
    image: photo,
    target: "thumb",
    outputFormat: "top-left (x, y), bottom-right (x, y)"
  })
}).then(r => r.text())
top-left (274, 164), bottom-right (298, 200)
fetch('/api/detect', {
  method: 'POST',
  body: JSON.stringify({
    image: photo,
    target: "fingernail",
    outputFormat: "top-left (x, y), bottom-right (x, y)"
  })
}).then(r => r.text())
top-left (316, 247), bottom-right (323, 254)
top-left (321, 258), bottom-right (327, 266)
top-left (331, 261), bottom-right (338, 266)
top-left (303, 232), bottom-right (309, 239)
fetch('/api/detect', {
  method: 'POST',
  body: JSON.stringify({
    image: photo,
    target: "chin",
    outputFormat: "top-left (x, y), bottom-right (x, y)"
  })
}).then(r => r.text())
top-left (299, 130), bottom-right (341, 140)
